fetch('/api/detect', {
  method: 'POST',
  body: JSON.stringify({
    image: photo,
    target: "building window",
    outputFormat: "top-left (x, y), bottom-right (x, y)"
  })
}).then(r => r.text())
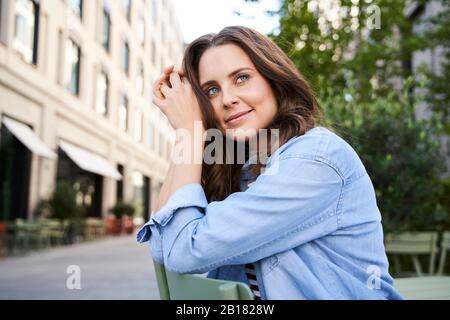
top-left (151, 40), bottom-right (156, 66)
top-left (166, 141), bottom-right (171, 160)
top-left (132, 171), bottom-right (144, 218)
top-left (122, 0), bottom-right (131, 22)
top-left (0, 122), bottom-right (32, 221)
top-left (102, 5), bottom-right (110, 52)
top-left (95, 70), bottom-right (108, 116)
top-left (68, 0), bottom-right (82, 19)
top-left (138, 15), bottom-right (145, 46)
top-left (0, 1), bottom-right (2, 38)
top-left (119, 95), bottom-right (128, 131)
top-left (116, 164), bottom-right (124, 202)
top-left (159, 131), bottom-right (164, 156)
top-left (168, 42), bottom-right (171, 62)
top-left (13, 0), bottom-right (39, 64)
top-left (147, 121), bottom-right (154, 149)
top-left (134, 109), bottom-right (143, 141)
top-left (151, 0), bottom-right (157, 25)
top-left (136, 60), bottom-right (144, 95)
top-left (64, 38), bottom-right (80, 96)
top-left (148, 75), bottom-right (154, 101)
top-left (122, 39), bottom-right (129, 74)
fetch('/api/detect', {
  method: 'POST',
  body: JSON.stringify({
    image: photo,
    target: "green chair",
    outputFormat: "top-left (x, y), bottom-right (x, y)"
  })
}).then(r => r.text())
top-left (394, 276), bottom-right (450, 299)
top-left (0, 223), bottom-right (6, 257)
top-left (385, 232), bottom-right (439, 277)
top-left (152, 260), bottom-right (255, 300)
top-left (437, 231), bottom-right (450, 275)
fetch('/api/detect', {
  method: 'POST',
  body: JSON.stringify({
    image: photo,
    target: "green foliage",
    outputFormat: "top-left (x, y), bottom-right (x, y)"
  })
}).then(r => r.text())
top-left (48, 181), bottom-right (86, 242)
top-left (244, 0), bottom-right (449, 232)
top-left (269, 0), bottom-right (425, 102)
top-left (49, 181), bottom-right (85, 221)
top-left (33, 199), bottom-right (51, 219)
top-left (109, 202), bottom-right (135, 218)
top-left (420, 0), bottom-right (450, 132)
top-left (321, 80), bottom-right (449, 232)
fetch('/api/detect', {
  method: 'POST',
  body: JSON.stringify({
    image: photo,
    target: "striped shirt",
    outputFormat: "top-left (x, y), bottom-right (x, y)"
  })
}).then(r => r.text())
top-left (245, 263), bottom-right (261, 300)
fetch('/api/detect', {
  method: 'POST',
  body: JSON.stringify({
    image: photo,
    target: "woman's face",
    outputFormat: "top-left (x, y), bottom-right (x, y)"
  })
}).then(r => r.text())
top-left (198, 44), bottom-right (277, 142)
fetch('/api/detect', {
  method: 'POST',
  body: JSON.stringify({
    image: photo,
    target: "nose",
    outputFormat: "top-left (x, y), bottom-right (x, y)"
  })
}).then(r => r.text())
top-left (221, 87), bottom-right (239, 109)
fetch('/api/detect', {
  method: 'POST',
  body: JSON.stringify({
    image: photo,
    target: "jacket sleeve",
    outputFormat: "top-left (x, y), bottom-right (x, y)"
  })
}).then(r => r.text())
top-left (137, 155), bottom-right (343, 274)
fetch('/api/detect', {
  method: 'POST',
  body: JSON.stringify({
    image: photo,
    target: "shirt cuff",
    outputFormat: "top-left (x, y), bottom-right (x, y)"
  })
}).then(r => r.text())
top-left (136, 183), bottom-right (208, 243)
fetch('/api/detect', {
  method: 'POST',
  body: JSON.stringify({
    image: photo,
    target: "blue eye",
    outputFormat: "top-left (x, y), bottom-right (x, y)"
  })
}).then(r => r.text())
top-left (207, 87), bottom-right (219, 97)
top-left (236, 74), bottom-right (249, 83)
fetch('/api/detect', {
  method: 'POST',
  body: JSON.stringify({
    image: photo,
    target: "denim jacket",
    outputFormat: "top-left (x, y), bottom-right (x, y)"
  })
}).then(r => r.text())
top-left (137, 126), bottom-right (403, 300)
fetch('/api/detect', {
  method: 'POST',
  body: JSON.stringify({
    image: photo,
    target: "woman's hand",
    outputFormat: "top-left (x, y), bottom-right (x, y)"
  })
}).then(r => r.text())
top-left (153, 65), bottom-right (204, 132)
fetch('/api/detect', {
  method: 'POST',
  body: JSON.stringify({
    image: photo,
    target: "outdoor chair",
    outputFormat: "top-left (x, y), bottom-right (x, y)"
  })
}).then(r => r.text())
top-left (385, 232), bottom-right (439, 277)
top-left (437, 231), bottom-right (450, 275)
top-left (0, 223), bottom-right (6, 257)
top-left (85, 218), bottom-right (106, 241)
top-left (8, 219), bottom-right (50, 254)
top-left (38, 219), bottom-right (65, 246)
top-left (394, 276), bottom-right (450, 299)
top-left (152, 260), bottom-right (254, 300)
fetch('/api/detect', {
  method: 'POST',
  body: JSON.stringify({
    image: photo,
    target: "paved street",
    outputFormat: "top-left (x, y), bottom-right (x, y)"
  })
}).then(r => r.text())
top-left (0, 234), bottom-right (160, 299)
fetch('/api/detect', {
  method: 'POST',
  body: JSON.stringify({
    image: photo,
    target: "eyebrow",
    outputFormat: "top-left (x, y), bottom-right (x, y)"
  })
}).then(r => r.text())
top-left (200, 67), bottom-right (254, 89)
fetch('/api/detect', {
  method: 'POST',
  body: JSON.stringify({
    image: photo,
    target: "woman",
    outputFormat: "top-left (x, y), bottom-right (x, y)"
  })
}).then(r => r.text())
top-left (137, 26), bottom-right (403, 300)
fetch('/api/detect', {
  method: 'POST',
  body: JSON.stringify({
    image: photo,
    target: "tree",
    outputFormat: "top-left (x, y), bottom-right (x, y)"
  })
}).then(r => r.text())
top-left (243, 0), bottom-right (449, 231)
top-left (320, 79), bottom-right (448, 232)
top-left (49, 181), bottom-right (86, 242)
top-left (250, 0), bottom-right (427, 103)
top-left (420, 0), bottom-right (450, 132)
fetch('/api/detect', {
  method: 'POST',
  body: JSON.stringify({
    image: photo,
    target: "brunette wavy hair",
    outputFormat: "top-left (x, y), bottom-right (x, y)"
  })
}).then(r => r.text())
top-left (182, 26), bottom-right (324, 202)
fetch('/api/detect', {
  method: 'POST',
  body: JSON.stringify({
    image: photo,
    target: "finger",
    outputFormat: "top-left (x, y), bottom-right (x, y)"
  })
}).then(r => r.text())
top-left (173, 69), bottom-right (185, 82)
top-left (154, 71), bottom-right (171, 98)
top-left (169, 72), bottom-right (182, 89)
top-left (154, 67), bottom-right (179, 98)
top-left (160, 65), bottom-right (175, 88)
top-left (153, 79), bottom-right (165, 99)
top-left (163, 65), bottom-right (174, 74)
top-left (160, 83), bottom-right (171, 98)
top-left (152, 96), bottom-right (165, 109)
top-left (178, 69), bottom-right (186, 77)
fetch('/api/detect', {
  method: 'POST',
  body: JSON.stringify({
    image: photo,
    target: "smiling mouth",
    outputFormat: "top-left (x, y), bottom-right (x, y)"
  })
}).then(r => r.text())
top-left (225, 110), bottom-right (253, 124)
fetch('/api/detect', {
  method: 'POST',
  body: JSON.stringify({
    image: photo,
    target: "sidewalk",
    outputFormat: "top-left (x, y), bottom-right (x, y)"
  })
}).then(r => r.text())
top-left (0, 234), bottom-right (160, 299)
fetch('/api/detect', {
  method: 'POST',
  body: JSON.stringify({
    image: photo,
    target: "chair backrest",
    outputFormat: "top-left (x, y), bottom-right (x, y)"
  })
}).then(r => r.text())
top-left (438, 231), bottom-right (450, 275)
top-left (441, 232), bottom-right (450, 250)
top-left (385, 232), bottom-right (438, 254)
top-left (385, 232), bottom-right (439, 276)
top-left (152, 260), bottom-right (254, 300)
top-left (152, 260), bottom-right (170, 300)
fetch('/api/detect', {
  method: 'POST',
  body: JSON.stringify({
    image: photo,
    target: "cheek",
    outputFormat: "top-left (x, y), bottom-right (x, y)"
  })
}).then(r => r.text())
top-left (251, 86), bottom-right (277, 122)
top-left (211, 103), bottom-right (226, 129)
top-left (254, 104), bottom-right (276, 127)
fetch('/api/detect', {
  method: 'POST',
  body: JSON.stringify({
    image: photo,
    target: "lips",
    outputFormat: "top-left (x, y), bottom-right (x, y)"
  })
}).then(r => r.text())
top-left (225, 110), bottom-right (253, 123)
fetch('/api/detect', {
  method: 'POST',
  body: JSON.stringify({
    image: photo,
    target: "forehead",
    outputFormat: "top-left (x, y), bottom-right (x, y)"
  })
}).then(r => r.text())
top-left (198, 44), bottom-right (255, 84)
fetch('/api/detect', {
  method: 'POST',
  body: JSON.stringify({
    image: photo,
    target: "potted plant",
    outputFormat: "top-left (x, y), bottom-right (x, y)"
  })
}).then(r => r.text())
top-left (0, 221), bottom-right (6, 257)
top-left (49, 181), bottom-right (86, 244)
top-left (106, 214), bottom-right (119, 236)
top-left (109, 202), bottom-right (135, 235)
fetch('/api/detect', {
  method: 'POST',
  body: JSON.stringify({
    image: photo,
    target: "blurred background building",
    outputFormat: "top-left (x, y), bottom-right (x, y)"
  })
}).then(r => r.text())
top-left (0, 0), bottom-right (184, 222)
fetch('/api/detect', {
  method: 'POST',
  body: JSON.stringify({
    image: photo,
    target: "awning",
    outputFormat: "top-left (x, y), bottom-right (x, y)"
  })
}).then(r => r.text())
top-left (59, 141), bottom-right (122, 180)
top-left (2, 117), bottom-right (57, 159)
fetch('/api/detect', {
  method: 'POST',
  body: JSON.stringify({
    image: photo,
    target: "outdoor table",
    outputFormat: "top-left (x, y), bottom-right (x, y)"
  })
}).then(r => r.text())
top-left (394, 276), bottom-right (450, 299)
